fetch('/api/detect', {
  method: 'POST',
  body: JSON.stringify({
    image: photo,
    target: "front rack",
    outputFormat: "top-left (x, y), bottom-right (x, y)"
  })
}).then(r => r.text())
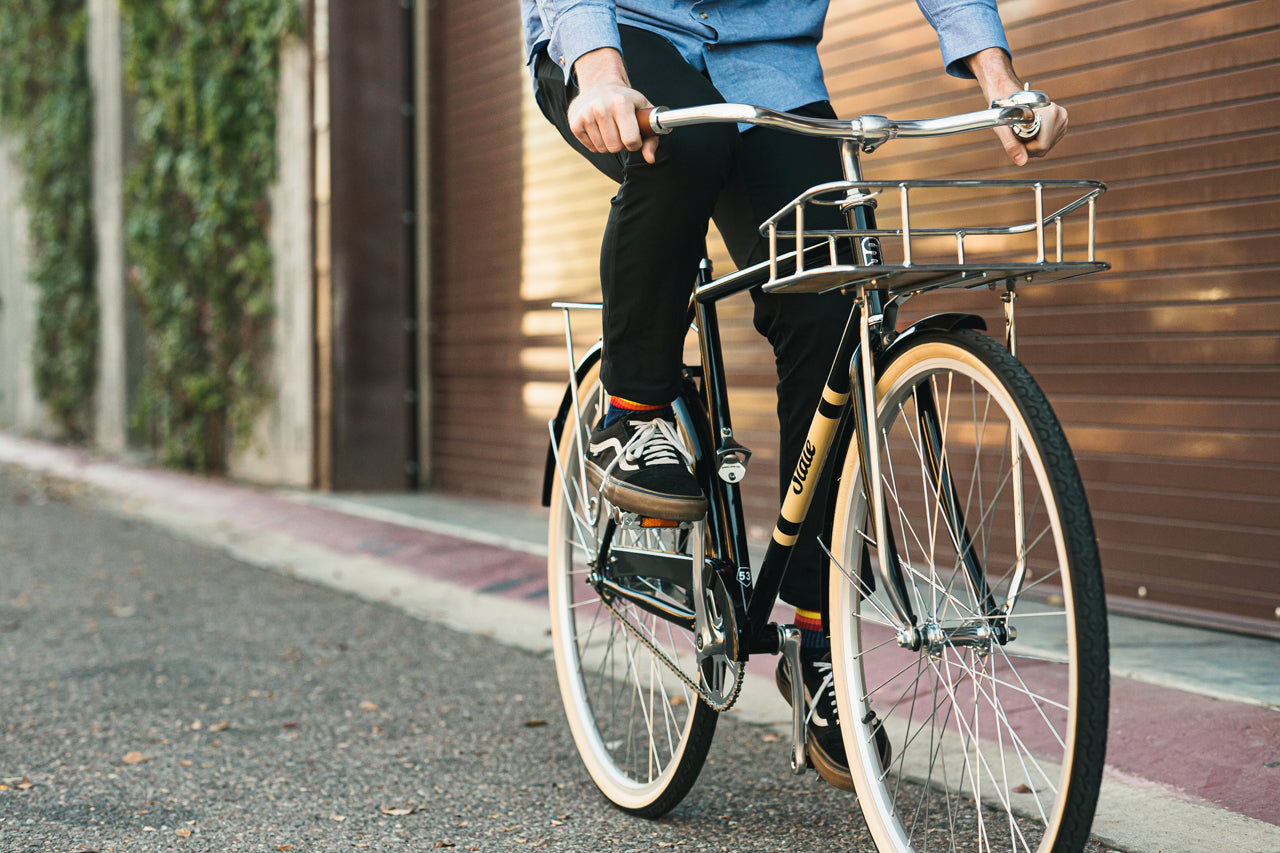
top-left (760, 178), bottom-right (1108, 298)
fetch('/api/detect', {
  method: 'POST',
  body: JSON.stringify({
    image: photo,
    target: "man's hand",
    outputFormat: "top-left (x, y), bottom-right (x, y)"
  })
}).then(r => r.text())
top-left (965, 47), bottom-right (1068, 166)
top-left (568, 48), bottom-right (659, 164)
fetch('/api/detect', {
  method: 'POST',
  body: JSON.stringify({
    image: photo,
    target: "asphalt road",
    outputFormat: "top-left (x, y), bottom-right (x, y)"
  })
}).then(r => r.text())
top-left (0, 466), bottom-right (1121, 852)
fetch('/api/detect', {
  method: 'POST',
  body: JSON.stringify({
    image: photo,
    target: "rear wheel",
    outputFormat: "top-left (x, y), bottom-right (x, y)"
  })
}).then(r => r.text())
top-left (829, 329), bottom-right (1108, 853)
top-left (547, 361), bottom-right (723, 817)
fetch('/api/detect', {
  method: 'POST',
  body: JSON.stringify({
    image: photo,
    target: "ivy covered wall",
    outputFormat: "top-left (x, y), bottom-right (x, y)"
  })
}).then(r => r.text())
top-left (122, 0), bottom-right (302, 471)
top-left (1, 1), bottom-right (304, 473)
top-left (0, 2), bottom-right (98, 440)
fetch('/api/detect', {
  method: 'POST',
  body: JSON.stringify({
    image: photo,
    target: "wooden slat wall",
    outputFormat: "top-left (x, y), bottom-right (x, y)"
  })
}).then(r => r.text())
top-left (428, 0), bottom-right (534, 501)
top-left (325, 2), bottom-right (416, 490)
top-left (819, 0), bottom-right (1280, 634)
top-left (428, 0), bottom-right (1280, 634)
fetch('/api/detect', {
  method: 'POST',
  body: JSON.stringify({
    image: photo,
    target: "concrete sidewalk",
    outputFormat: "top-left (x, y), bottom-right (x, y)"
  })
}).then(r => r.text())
top-left (2, 432), bottom-right (1277, 852)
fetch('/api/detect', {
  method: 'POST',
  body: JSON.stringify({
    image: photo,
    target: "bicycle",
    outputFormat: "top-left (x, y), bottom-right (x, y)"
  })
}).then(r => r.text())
top-left (541, 90), bottom-right (1110, 853)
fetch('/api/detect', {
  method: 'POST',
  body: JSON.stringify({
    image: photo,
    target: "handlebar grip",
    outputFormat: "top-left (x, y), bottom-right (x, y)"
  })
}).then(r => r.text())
top-left (637, 107), bottom-right (658, 137)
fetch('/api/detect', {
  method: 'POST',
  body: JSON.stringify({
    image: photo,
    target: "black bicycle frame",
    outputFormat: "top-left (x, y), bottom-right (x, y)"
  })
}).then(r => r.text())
top-left (585, 141), bottom-right (1000, 659)
top-left (687, 183), bottom-right (920, 655)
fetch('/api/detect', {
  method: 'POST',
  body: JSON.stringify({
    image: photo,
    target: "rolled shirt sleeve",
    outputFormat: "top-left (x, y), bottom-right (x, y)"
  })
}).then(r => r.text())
top-left (521, 0), bottom-right (1014, 109)
top-left (914, 0), bottom-right (1011, 78)
top-left (534, 0), bottom-right (622, 81)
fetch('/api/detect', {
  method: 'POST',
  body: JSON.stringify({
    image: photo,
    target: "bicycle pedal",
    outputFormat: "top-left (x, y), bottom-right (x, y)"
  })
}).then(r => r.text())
top-left (640, 517), bottom-right (682, 528)
top-left (613, 508), bottom-right (687, 529)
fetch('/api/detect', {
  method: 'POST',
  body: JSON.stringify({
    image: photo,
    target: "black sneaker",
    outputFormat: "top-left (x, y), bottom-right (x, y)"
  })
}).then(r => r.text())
top-left (775, 651), bottom-right (893, 792)
top-left (585, 411), bottom-right (707, 522)
top-left (776, 651), bottom-right (855, 791)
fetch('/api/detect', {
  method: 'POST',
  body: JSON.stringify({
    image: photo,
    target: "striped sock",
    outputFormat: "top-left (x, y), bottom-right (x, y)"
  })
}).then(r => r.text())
top-left (794, 607), bottom-right (829, 653)
top-left (604, 396), bottom-right (671, 427)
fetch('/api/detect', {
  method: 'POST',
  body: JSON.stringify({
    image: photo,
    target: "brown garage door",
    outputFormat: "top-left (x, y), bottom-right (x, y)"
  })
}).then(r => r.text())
top-left (817, 0), bottom-right (1280, 635)
top-left (427, 0), bottom-right (1280, 636)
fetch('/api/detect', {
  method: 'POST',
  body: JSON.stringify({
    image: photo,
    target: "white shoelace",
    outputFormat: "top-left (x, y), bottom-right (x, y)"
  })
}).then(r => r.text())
top-left (806, 659), bottom-right (837, 728)
top-left (600, 418), bottom-right (694, 482)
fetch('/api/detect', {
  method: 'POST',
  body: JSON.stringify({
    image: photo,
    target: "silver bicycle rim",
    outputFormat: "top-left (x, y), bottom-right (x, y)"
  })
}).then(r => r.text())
top-left (831, 341), bottom-right (1082, 853)
top-left (547, 367), bottom-right (710, 811)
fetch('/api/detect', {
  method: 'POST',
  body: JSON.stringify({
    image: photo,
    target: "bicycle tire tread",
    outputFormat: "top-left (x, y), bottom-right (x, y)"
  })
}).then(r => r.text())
top-left (936, 329), bottom-right (1110, 853)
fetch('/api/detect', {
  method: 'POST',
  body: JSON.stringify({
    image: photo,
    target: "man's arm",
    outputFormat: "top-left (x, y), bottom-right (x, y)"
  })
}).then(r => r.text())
top-left (964, 47), bottom-right (1068, 166)
top-left (528, 0), bottom-right (656, 161)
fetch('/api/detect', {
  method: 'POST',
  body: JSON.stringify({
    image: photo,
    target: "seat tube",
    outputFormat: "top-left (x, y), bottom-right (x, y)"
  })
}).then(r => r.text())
top-left (693, 292), bottom-right (751, 603)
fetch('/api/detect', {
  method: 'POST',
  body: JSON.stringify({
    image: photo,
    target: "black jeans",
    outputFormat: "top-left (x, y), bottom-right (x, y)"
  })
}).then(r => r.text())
top-left (535, 26), bottom-right (853, 611)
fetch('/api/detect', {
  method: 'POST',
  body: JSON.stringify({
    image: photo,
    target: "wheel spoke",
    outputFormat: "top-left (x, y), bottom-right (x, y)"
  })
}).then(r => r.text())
top-left (547, 370), bottom-right (722, 816)
top-left (830, 331), bottom-right (1107, 853)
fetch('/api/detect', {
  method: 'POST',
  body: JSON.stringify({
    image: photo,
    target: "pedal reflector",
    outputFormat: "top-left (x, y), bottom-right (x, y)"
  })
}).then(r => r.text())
top-left (640, 517), bottom-right (680, 528)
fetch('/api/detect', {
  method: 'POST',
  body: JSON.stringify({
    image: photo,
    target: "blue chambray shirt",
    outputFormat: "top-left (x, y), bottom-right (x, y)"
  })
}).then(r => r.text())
top-left (522, 0), bottom-right (1012, 114)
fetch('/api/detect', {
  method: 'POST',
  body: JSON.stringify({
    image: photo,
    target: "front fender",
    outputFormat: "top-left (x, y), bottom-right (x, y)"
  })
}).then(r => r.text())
top-left (892, 312), bottom-right (986, 347)
top-left (541, 342), bottom-right (603, 507)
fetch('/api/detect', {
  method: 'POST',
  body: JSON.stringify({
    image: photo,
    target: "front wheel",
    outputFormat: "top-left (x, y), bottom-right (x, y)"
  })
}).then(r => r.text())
top-left (829, 329), bottom-right (1109, 853)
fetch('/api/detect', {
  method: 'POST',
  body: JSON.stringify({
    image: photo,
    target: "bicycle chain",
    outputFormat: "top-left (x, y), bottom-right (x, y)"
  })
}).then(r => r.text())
top-left (599, 593), bottom-right (745, 713)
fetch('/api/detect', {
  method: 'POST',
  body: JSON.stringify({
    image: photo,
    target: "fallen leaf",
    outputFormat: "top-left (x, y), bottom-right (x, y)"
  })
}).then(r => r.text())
top-left (359, 701), bottom-right (378, 712)
top-left (16, 779), bottom-right (33, 791)
top-left (434, 843), bottom-right (456, 849)
top-left (175, 828), bottom-right (192, 838)
top-left (179, 760), bottom-right (192, 768)
top-left (329, 814), bottom-right (346, 822)
top-left (761, 732), bottom-right (780, 743)
top-left (208, 720), bottom-right (229, 733)
top-left (122, 751), bottom-right (150, 765)
top-left (1011, 784), bottom-right (1033, 794)
top-left (380, 805), bottom-right (418, 816)
top-left (524, 719), bottom-right (547, 728)
top-left (669, 696), bottom-right (687, 707)
top-left (143, 826), bottom-right (156, 832)
top-left (278, 846), bottom-right (293, 851)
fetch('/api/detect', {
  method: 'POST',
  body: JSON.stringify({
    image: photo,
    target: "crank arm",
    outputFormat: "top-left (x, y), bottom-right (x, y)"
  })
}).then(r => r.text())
top-left (780, 625), bottom-right (807, 775)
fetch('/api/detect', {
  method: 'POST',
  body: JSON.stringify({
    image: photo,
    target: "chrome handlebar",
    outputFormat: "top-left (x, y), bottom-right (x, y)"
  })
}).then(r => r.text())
top-left (644, 89), bottom-right (1049, 152)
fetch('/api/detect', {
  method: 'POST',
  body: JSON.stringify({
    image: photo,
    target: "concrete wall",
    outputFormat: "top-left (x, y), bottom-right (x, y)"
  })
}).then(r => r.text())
top-left (89, 0), bottom-right (131, 453)
top-left (227, 36), bottom-right (315, 487)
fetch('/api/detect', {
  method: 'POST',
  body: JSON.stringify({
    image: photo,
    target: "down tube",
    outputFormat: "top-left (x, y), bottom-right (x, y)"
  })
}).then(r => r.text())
top-left (746, 305), bottom-right (861, 652)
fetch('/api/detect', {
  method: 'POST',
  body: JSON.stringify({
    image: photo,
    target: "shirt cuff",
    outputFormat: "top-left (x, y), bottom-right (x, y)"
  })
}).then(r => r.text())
top-left (547, 5), bottom-right (622, 83)
top-left (932, 2), bottom-right (1012, 79)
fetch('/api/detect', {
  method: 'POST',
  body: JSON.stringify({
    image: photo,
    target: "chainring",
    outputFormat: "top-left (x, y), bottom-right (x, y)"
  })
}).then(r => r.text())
top-left (598, 554), bottom-right (746, 713)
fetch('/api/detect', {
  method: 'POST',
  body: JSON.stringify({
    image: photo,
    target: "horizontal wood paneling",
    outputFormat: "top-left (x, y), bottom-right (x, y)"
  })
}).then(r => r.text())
top-left (427, 0), bottom-right (531, 500)
top-left (425, 0), bottom-right (1280, 634)
top-left (820, 0), bottom-right (1280, 634)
